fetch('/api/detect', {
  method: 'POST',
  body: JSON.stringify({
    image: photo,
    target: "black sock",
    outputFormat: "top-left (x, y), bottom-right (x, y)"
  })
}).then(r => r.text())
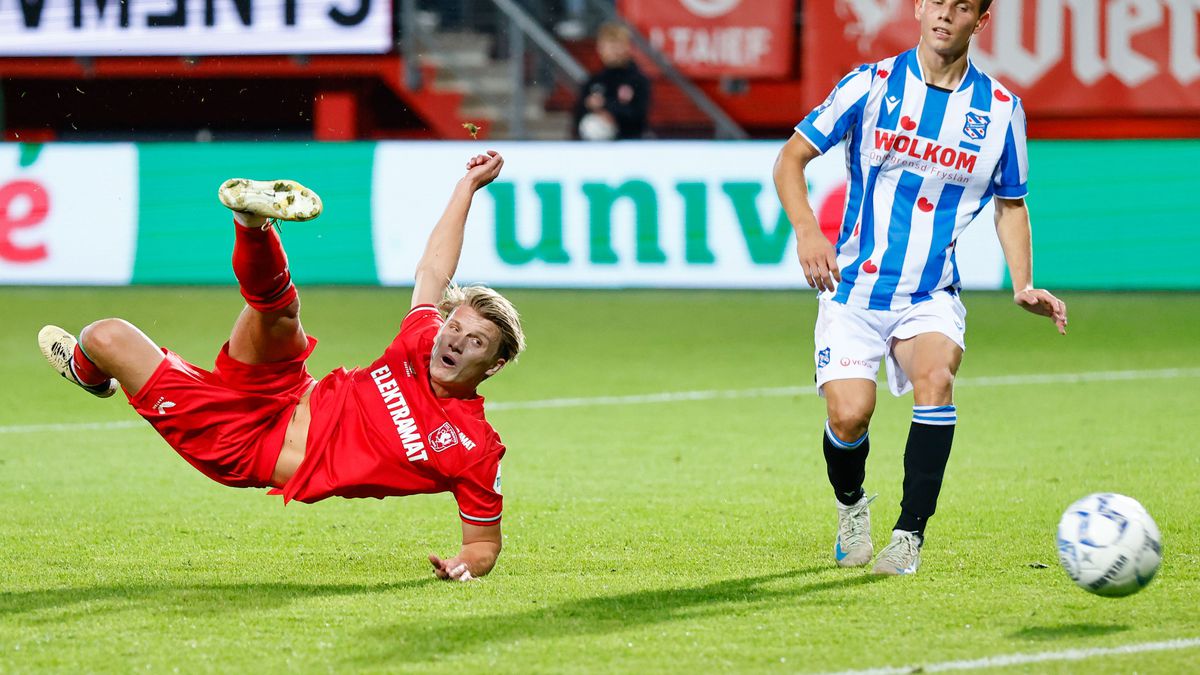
top-left (823, 421), bottom-right (869, 506)
top-left (895, 405), bottom-right (957, 536)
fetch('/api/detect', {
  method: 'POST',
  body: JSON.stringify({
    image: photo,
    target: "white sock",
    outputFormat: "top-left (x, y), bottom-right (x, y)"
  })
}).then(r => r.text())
top-left (232, 211), bottom-right (266, 229)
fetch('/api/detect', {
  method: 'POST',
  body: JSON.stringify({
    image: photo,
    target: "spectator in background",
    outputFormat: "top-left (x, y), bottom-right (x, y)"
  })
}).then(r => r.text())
top-left (572, 23), bottom-right (651, 141)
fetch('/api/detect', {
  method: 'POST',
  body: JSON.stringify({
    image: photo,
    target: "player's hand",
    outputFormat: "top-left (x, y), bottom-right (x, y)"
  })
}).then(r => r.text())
top-left (796, 230), bottom-right (840, 293)
top-left (463, 151), bottom-right (504, 191)
top-left (585, 92), bottom-right (606, 111)
top-left (428, 553), bottom-right (476, 582)
top-left (1014, 288), bottom-right (1068, 335)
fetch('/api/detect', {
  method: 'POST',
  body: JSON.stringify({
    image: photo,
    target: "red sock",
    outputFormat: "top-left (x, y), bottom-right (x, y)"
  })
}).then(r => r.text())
top-left (232, 218), bottom-right (297, 312)
top-left (71, 342), bottom-right (110, 386)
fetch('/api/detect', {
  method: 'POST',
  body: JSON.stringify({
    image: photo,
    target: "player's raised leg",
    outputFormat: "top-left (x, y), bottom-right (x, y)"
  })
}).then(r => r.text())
top-left (823, 378), bottom-right (877, 567)
top-left (872, 332), bottom-right (963, 576)
top-left (38, 319), bottom-right (165, 398)
top-left (217, 178), bottom-right (323, 364)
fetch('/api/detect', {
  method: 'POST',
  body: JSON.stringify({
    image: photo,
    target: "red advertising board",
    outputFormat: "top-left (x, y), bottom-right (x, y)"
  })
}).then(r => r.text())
top-left (803, 0), bottom-right (1200, 116)
top-left (619, 0), bottom-right (795, 78)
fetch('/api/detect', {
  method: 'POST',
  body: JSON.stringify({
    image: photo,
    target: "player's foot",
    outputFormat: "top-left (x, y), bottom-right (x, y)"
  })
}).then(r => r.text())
top-left (37, 325), bottom-right (118, 398)
top-left (872, 530), bottom-right (922, 576)
top-left (218, 178), bottom-right (323, 222)
top-left (834, 494), bottom-right (875, 567)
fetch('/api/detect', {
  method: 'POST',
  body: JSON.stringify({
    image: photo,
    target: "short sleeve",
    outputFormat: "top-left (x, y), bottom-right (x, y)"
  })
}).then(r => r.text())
top-left (388, 304), bottom-right (442, 361)
top-left (453, 456), bottom-right (503, 526)
top-left (796, 65), bottom-right (874, 155)
top-left (993, 99), bottom-right (1029, 199)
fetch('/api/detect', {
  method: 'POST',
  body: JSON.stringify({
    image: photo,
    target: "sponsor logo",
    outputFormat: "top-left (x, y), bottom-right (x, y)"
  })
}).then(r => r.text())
top-left (818, 347), bottom-right (831, 368)
top-left (458, 428), bottom-right (477, 451)
top-left (403, 361), bottom-right (415, 378)
top-left (815, 90), bottom-right (836, 114)
top-left (963, 112), bottom-right (991, 141)
top-left (680, 0), bottom-right (741, 18)
top-left (152, 397), bottom-right (175, 415)
top-left (493, 462), bottom-right (502, 495)
top-left (884, 95), bottom-right (900, 114)
top-left (873, 130), bottom-right (978, 174)
top-left (840, 357), bottom-right (872, 368)
top-left (0, 180), bottom-right (50, 264)
top-left (370, 365), bottom-right (428, 462)
top-left (428, 422), bottom-right (460, 453)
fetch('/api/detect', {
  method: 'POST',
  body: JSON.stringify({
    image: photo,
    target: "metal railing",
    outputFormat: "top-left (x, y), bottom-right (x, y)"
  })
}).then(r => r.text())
top-left (397, 0), bottom-right (748, 140)
top-left (580, 0), bottom-right (747, 140)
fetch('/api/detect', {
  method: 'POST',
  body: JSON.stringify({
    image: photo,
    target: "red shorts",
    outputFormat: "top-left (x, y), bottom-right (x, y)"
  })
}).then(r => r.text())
top-left (127, 337), bottom-right (318, 489)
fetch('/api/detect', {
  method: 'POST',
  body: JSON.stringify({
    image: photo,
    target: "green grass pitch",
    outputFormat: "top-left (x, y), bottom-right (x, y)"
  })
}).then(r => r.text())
top-left (1, 287), bottom-right (1198, 673)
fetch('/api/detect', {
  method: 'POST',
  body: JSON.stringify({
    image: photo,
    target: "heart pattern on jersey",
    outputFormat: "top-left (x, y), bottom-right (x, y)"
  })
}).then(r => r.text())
top-left (901, 116), bottom-right (917, 131)
top-left (877, 69), bottom-right (889, 78)
top-left (862, 260), bottom-right (879, 274)
top-left (994, 89), bottom-right (1011, 102)
top-left (917, 197), bottom-right (935, 212)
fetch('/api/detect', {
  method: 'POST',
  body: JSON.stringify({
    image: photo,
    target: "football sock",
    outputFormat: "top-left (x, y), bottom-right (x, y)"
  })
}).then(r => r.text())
top-left (70, 342), bottom-right (110, 386)
top-left (232, 218), bottom-right (297, 313)
top-left (895, 405), bottom-right (957, 536)
top-left (823, 420), bottom-right (869, 506)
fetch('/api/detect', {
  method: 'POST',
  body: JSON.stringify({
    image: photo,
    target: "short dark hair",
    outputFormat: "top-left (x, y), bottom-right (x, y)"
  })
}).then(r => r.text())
top-left (980, 0), bottom-right (994, 12)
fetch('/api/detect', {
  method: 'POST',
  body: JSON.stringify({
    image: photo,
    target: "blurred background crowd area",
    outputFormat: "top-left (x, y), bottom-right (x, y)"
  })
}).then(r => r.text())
top-left (0, 0), bottom-right (1197, 143)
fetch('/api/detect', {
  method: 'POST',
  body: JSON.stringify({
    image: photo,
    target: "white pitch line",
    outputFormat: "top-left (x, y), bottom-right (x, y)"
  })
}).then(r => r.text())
top-left (0, 420), bottom-right (146, 435)
top-left (816, 637), bottom-right (1200, 675)
top-left (2, 367), bottom-right (1198, 434)
top-left (488, 366), bottom-right (1200, 412)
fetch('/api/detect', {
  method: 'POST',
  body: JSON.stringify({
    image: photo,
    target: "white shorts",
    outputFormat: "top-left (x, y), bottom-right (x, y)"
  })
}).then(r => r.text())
top-left (814, 290), bottom-right (967, 397)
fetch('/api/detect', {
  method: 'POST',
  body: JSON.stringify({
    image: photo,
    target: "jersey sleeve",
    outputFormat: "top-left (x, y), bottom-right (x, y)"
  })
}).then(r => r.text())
top-left (796, 65), bottom-right (874, 155)
top-left (452, 454), bottom-right (503, 526)
top-left (993, 99), bottom-right (1029, 199)
top-left (387, 304), bottom-right (442, 361)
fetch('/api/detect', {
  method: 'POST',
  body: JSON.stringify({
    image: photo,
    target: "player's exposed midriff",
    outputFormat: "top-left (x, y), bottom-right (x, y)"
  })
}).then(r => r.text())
top-left (273, 381), bottom-right (316, 486)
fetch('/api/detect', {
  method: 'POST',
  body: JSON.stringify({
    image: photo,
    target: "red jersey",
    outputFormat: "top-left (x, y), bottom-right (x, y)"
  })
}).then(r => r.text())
top-left (272, 305), bottom-right (505, 525)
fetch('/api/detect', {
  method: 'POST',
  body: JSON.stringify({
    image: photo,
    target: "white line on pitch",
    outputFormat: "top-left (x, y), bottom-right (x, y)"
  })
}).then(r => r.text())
top-left (488, 367), bottom-right (1200, 411)
top-left (815, 636), bottom-right (1200, 675)
top-left (2, 367), bottom-right (1198, 434)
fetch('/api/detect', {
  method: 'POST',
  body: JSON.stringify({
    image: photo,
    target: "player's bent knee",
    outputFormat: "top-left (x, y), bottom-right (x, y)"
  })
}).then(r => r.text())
top-left (913, 367), bottom-right (956, 399)
top-left (80, 318), bottom-right (138, 359)
top-left (827, 404), bottom-right (872, 440)
top-left (923, 366), bottom-right (956, 392)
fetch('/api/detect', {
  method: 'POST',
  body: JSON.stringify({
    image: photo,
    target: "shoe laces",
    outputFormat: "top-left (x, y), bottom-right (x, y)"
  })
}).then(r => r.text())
top-left (838, 494), bottom-right (875, 548)
top-left (880, 531), bottom-right (921, 567)
top-left (262, 218), bottom-right (281, 232)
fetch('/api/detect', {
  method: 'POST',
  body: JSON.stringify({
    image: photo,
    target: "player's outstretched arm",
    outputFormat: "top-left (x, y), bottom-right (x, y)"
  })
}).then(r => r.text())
top-left (411, 151), bottom-right (505, 309)
top-left (994, 196), bottom-right (1068, 335)
top-left (428, 522), bottom-right (502, 582)
top-left (774, 133), bottom-right (840, 292)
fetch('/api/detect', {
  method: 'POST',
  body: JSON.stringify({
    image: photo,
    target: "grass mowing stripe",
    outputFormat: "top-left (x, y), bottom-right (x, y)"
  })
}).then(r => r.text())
top-left (4, 367), bottom-right (1199, 433)
top-left (818, 637), bottom-right (1200, 675)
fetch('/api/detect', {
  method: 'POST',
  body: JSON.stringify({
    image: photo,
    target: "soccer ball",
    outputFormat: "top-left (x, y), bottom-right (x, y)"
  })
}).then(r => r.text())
top-left (1056, 493), bottom-right (1162, 597)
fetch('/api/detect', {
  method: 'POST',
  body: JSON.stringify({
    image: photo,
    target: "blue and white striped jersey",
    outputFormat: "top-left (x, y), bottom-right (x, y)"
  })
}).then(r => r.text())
top-left (796, 48), bottom-right (1028, 310)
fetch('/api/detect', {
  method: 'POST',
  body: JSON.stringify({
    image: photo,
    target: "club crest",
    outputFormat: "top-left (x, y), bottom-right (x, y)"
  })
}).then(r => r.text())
top-left (818, 347), bottom-right (831, 368)
top-left (428, 422), bottom-right (460, 453)
top-left (963, 112), bottom-right (990, 141)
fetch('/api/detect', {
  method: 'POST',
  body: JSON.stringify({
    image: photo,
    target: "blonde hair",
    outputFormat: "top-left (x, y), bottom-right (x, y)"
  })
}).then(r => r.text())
top-left (438, 284), bottom-right (526, 363)
top-left (596, 22), bottom-right (631, 44)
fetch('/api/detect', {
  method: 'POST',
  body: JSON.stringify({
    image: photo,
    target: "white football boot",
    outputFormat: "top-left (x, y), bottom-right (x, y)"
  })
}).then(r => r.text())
top-left (218, 178), bottom-right (323, 222)
top-left (834, 494), bottom-right (875, 567)
top-left (38, 325), bottom-right (118, 398)
top-left (872, 530), bottom-right (923, 576)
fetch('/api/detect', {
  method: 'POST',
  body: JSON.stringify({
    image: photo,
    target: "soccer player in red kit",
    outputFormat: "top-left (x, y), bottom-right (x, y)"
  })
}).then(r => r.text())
top-left (37, 151), bottom-right (522, 582)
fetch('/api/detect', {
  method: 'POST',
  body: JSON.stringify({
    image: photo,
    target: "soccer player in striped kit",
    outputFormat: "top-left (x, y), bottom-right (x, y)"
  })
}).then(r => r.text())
top-left (774, 0), bottom-right (1067, 575)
